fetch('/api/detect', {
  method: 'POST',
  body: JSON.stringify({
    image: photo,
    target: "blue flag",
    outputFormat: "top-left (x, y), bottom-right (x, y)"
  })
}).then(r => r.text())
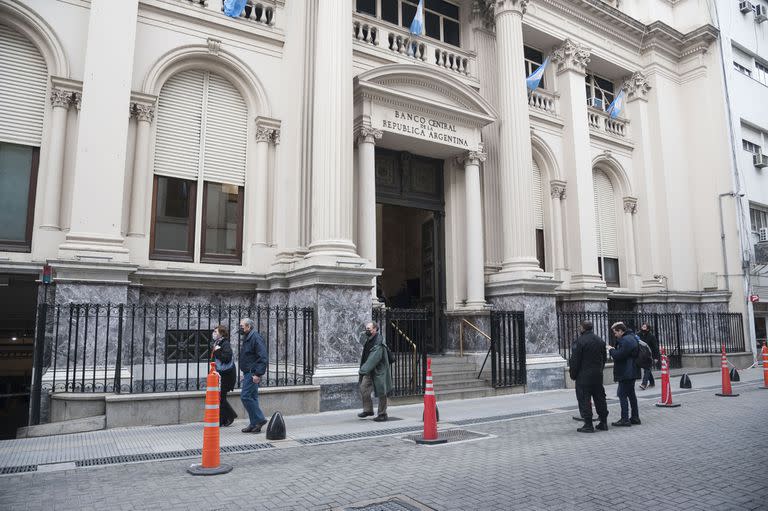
top-left (525, 57), bottom-right (549, 92)
top-left (223, 0), bottom-right (247, 17)
top-left (606, 89), bottom-right (625, 119)
top-left (410, 0), bottom-right (425, 36)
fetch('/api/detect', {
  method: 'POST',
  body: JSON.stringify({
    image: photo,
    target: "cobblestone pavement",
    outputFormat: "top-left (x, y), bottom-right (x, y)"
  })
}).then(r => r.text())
top-left (1, 376), bottom-right (766, 511)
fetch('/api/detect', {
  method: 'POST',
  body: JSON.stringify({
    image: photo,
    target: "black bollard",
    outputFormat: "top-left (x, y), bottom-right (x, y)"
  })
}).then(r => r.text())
top-left (729, 367), bottom-right (740, 382)
top-left (679, 373), bottom-right (692, 389)
top-left (266, 411), bottom-right (286, 440)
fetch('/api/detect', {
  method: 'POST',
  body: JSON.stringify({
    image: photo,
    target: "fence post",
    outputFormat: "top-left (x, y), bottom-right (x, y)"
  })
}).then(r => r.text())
top-left (114, 304), bottom-right (124, 394)
top-left (29, 303), bottom-right (48, 426)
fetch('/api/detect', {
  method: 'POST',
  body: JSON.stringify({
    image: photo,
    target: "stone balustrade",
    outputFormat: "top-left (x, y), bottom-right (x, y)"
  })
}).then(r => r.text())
top-left (528, 88), bottom-right (558, 116)
top-left (587, 106), bottom-right (629, 139)
top-left (180, 0), bottom-right (276, 26)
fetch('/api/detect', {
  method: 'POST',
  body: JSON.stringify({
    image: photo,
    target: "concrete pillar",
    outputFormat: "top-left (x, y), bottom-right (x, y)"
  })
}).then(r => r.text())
top-left (40, 88), bottom-right (72, 230)
top-left (549, 180), bottom-right (567, 271)
top-left (492, 0), bottom-right (541, 274)
top-left (459, 149), bottom-right (487, 307)
top-left (58, 0), bottom-right (139, 261)
top-left (354, 126), bottom-right (382, 266)
top-left (127, 103), bottom-right (154, 237)
top-left (551, 39), bottom-right (603, 287)
top-left (623, 196), bottom-right (639, 279)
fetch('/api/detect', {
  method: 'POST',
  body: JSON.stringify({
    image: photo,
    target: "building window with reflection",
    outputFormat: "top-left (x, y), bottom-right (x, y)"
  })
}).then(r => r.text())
top-left (0, 143), bottom-right (39, 253)
top-left (524, 46), bottom-right (546, 89)
top-left (585, 72), bottom-right (615, 111)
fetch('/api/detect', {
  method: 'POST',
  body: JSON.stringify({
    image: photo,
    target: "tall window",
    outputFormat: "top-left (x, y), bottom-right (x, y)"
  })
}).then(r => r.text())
top-left (532, 158), bottom-right (546, 271)
top-left (751, 206), bottom-right (768, 233)
top-left (585, 73), bottom-right (615, 111)
top-left (756, 61), bottom-right (768, 87)
top-left (524, 46), bottom-right (546, 89)
top-left (356, 0), bottom-right (461, 47)
top-left (151, 70), bottom-right (247, 264)
top-left (743, 139), bottom-right (762, 154)
top-left (0, 143), bottom-right (39, 252)
top-left (593, 170), bottom-right (620, 287)
top-left (734, 61), bottom-right (752, 77)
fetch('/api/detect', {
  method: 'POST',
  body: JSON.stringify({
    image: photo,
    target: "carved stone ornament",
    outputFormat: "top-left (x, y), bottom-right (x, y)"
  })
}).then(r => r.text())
top-left (623, 196), bottom-right (638, 214)
top-left (354, 126), bottom-right (383, 145)
top-left (271, 129), bottom-right (281, 145)
top-left (132, 103), bottom-right (155, 123)
top-left (457, 148), bottom-right (487, 167)
top-left (207, 38), bottom-right (222, 55)
top-left (550, 180), bottom-right (567, 200)
top-left (256, 127), bottom-right (275, 143)
top-left (50, 88), bottom-right (72, 109)
top-left (551, 39), bottom-right (591, 74)
top-left (474, 0), bottom-right (529, 28)
top-left (72, 92), bottom-right (82, 111)
top-left (622, 71), bottom-right (651, 100)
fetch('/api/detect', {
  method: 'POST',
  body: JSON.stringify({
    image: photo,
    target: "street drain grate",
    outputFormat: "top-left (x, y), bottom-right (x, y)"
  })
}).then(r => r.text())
top-left (0, 465), bottom-right (37, 475)
top-left (402, 428), bottom-right (489, 444)
top-left (297, 426), bottom-right (423, 445)
top-left (452, 409), bottom-right (551, 425)
top-left (338, 495), bottom-right (435, 511)
top-left (75, 443), bottom-right (273, 467)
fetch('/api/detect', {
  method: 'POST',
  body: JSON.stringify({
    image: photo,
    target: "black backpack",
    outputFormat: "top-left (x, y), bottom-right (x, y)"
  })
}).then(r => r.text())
top-left (635, 338), bottom-right (653, 370)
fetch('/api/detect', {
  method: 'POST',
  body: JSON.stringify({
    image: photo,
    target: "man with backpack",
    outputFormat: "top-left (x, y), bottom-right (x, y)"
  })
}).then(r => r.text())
top-left (609, 322), bottom-right (641, 427)
top-left (638, 323), bottom-right (660, 390)
top-left (569, 320), bottom-right (609, 433)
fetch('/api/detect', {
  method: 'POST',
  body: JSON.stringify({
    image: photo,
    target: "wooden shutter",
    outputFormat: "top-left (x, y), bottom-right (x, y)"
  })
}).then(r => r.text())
top-left (202, 73), bottom-right (248, 186)
top-left (532, 158), bottom-right (544, 230)
top-left (0, 23), bottom-right (48, 146)
top-left (593, 170), bottom-right (618, 258)
top-left (153, 70), bottom-right (205, 181)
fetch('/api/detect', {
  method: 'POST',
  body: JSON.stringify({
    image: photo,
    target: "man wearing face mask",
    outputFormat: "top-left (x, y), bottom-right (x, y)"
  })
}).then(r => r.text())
top-left (238, 318), bottom-right (269, 433)
top-left (357, 321), bottom-right (392, 422)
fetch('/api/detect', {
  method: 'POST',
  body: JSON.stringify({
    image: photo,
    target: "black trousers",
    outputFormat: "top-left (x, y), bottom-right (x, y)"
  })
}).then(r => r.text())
top-left (219, 367), bottom-right (238, 424)
top-left (575, 383), bottom-right (609, 423)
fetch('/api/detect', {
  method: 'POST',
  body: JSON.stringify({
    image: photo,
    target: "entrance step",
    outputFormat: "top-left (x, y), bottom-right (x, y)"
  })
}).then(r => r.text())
top-left (433, 378), bottom-right (489, 392)
top-left (16, 415), bottom-right (106, 439)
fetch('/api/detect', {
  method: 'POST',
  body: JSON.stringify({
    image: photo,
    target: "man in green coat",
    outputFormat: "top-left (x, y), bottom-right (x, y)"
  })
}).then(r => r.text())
top-left (357, 321), bottom-right (393, 422)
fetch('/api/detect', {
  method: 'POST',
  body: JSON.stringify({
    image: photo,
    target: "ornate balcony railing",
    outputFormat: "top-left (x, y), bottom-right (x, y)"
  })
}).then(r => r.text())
top-left (179, 0), bottom-right (277, 27)
top-left (587, 106), bottom-right (629, 139)
top-left (352, 15), bottom-right (476, 80)
top-left (528, 88), bottom-right (559, 116)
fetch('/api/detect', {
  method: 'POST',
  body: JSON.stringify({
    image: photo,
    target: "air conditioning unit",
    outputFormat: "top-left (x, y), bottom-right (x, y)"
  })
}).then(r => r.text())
top-left (754, 150), bottom-right (768, 168)
top-left (740, 1), bottom-right (754, 13)
top-left (756, 4), bottom-right (768, 22)
top-left (760, 227), bottom-right (768, 242)
top-left (587, 97), bottom-right (604, 110)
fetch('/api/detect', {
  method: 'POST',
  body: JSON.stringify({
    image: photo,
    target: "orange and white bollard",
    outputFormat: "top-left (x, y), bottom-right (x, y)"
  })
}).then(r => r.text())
top-left (655, 348), bottom-right (680, 408)
top-left (761, 345), bottom-right (768, 390)
top-left (715, 345), bottom-right (739, 398)
top-left (188, 362), bottom-right (233, 475)
top-left (415, 358), bottom-right (446, 445)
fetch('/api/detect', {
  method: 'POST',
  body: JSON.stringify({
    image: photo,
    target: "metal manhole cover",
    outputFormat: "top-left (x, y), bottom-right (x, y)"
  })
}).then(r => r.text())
top-left (402, 428), bottom-right (489, 444)
top-left (338, 495), bottom-right (435, 511)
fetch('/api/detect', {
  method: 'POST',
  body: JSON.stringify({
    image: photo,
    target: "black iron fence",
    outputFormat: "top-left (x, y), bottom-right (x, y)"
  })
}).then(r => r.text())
top-left (32, 303), bottom-right (315, 399)
top-left (488, 311), bottom-right (527, 387)
top-left (557, 311), bottom-right (745, 369)
top-left (372, 307), bottom-right (428, 397)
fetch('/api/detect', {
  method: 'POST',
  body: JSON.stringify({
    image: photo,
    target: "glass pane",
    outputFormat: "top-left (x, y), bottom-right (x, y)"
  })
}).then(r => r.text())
top-left (426, 0), bottom-right (459, 19)
top-left (0, 143), bottom-right (34, 242)
top-left (443, 19), bottom-right (460, 46)
top-left (425, 11), bottom-right (440, 39)
top-left (154, 176), bottom-right (193, 253)
top-left (524, 46), bottom-right (543, 64)
top-left (604, 258), bottom-right (620, 287)
top-left (401, 1), bottom-right (417, 28)
top-left (382, 0), bottom-right (399, 24)
top-left (356, 0), bottom-right (376, 16)
top-left (595, 76), bottom-right (614, 93)
top-left (203, 182), bottom-right (241, 258)
top-left (536, 229), bottom-right (545, 271)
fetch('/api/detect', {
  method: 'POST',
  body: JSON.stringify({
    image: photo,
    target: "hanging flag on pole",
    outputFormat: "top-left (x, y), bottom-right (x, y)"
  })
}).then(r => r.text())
top-left (410, 0), bottom-right (425, 36)
top-left (606, 89), bottom-right (626, 119)
top-left (223, 0), bottom-right (247, 17)
top-left (525, 57), bottom-right (550, 92)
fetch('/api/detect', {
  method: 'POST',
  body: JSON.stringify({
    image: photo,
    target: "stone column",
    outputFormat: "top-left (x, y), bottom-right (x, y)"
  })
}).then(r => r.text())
top-left (41, 88), bottom-right (72, 230)
top-left (459, 148), bottom-right (488, 307)
top-left (492, 0), bottom-right (541, 274)
top-left (354, 126), bottom-right (382, 266)
top-left (58, 0), bottom-right (139, 263)
top-left (623, 196), bottom-right (639, 279)
top-left (549, 180), bottom-right (567, 271)
top-left (127, 103), bottom-right (154, 237)
top-left (252, 125), bottom-right (273, 247)
top-left (551, 39), bottom-right (603, 287)
top-left (308, 0), bottom-right (356, 258)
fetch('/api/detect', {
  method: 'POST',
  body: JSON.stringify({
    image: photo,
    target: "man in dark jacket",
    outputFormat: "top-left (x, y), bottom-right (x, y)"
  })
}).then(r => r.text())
top-left (357, 321), bottom-right (393, 422)
top-left (609, 321), bottom-right (641, 427)
top-left (239, 318), bottom-right (269, 433)
top-left (638, 322), bottom-right (660, 390)
top-left (569, 320), bottom-right (609, 433)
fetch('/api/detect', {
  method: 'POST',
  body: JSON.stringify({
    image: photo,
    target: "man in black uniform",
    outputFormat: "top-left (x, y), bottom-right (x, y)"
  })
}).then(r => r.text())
top-left (569, 320), bottom-right (609, 433)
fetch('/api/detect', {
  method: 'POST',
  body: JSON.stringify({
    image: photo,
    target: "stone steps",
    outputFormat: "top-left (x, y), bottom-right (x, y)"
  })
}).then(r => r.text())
top-left (16, 415), bottom-right (106, 438)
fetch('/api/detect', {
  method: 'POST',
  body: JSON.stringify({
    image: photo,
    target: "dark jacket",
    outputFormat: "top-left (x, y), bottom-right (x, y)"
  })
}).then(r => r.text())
top-left (239, 329), bottom-right (268, 376)
top-left (569, 332), bottom-right (607, 385)
top-left (358, 332), bottom-right (393, 397)
top-left (212, 337), bottom-right (235, 372)
top-left (638, 329), bottom-right (660, 359)
top-left (609, 332), bottom-right (641, 382)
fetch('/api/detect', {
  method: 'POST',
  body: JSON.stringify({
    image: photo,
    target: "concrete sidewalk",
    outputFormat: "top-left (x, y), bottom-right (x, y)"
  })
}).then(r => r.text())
top-left (1, 367), bottom-right (764, 472)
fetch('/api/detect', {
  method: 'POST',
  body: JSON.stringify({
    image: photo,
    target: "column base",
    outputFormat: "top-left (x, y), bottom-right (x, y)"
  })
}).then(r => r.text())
top-left (499, 256), bottom-right (547, 276)
top-left (307, 239), bottom-right (359, 259)
top-left (58, 233), bottom-right (129, 263)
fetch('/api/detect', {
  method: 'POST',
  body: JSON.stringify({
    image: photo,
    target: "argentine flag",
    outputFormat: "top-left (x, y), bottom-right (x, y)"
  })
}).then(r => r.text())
top-left (410, 0), bottom-right (425, 36)
top-left (223, 0), bottom-right (247, 17)
top-left (525, 57), bottom-right (549, 92)
top-left (606, 89), bottom-right (626, 119)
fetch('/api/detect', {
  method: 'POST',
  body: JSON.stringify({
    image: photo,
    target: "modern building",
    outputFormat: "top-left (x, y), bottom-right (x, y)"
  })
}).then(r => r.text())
top-left (0, 0), bottom-right (758, 430)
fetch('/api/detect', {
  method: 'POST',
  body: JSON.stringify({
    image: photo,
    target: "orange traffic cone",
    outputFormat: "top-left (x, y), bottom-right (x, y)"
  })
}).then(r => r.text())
top-left (188, 362), bottom-right (233, 475)
top-left (715, 345), bottom-right (739, 398)
top-left (761, 345), bottom-right (768, 390)
top-left (415, 358), bottom-right (446, 445)
top-left (655, 348), bottom-right (680, 408)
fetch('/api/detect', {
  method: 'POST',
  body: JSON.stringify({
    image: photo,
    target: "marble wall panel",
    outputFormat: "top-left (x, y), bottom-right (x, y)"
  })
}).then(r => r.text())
top-left (445, 314), bottom-right (491, 353)
top-left (490, 294), bottom-right (559, 355)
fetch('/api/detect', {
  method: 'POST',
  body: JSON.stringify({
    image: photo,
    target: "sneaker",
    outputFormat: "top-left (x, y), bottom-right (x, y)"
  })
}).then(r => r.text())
top-left (577, 424), bottom-right (595, 433)
top-left (630, 417), bottom-right (641, 425)
top-left (611, 419), bottom-right (632, 427)
top-left (253, 418), bottom-right (269, 433)
top-left (241, 425), bottom-right (257, 433)
top-left (638, 384), bottom-right (648, 390)
top-left (357, 411), bottom-right (374, 418)
top-left (373, 414), bottom-right (388, 422)
top-left (595, 422), bottom-right (609, 431)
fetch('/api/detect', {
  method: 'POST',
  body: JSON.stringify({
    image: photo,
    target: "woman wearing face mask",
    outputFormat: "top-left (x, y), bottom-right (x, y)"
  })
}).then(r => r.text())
top-left (212, 325), bottom-right (237, 427)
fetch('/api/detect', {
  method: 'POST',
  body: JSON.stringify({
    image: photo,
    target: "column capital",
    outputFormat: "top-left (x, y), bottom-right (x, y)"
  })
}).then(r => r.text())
top-left (488, 0), bottom-right (530, 18)
top-left (622, 71), bottom-right (652, 102)
top-left (623, 196), bottom-right (638, 214)
top-left (72, 92), bottom-right (82, 111)
top-left (256, 126), bottom-right (277, 143)
top-left (255, 116), bottom-right (281, 144)
top-left (50, 87), bottom-right (73, 109)
top-left (131, 102), bottom-right (155, 123)
top-left (550, 179), bottom-right (567, 200)
top-left (354, 126), bottom-right (383, 145)
top-left (551, 39), bottom-right (591, 75)
top-left (272, 128), bottom-right (281, 145)
top-left (457, 146), bottom-right (487, 167)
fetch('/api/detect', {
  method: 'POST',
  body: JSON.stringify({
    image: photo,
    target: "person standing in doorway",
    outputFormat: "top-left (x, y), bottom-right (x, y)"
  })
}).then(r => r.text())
top-left (569, 320), bottom-right (609, 433)
top-left (212, 325), bottom-right (237, 427)
top-left (357, 321), bottom-right (392, 422)
top-left (239, 318), bottom-right (268, 433)
top-left (638, 322), bottom-right (660, 390)
top-left (609, 322), bottom-right (641, 427)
